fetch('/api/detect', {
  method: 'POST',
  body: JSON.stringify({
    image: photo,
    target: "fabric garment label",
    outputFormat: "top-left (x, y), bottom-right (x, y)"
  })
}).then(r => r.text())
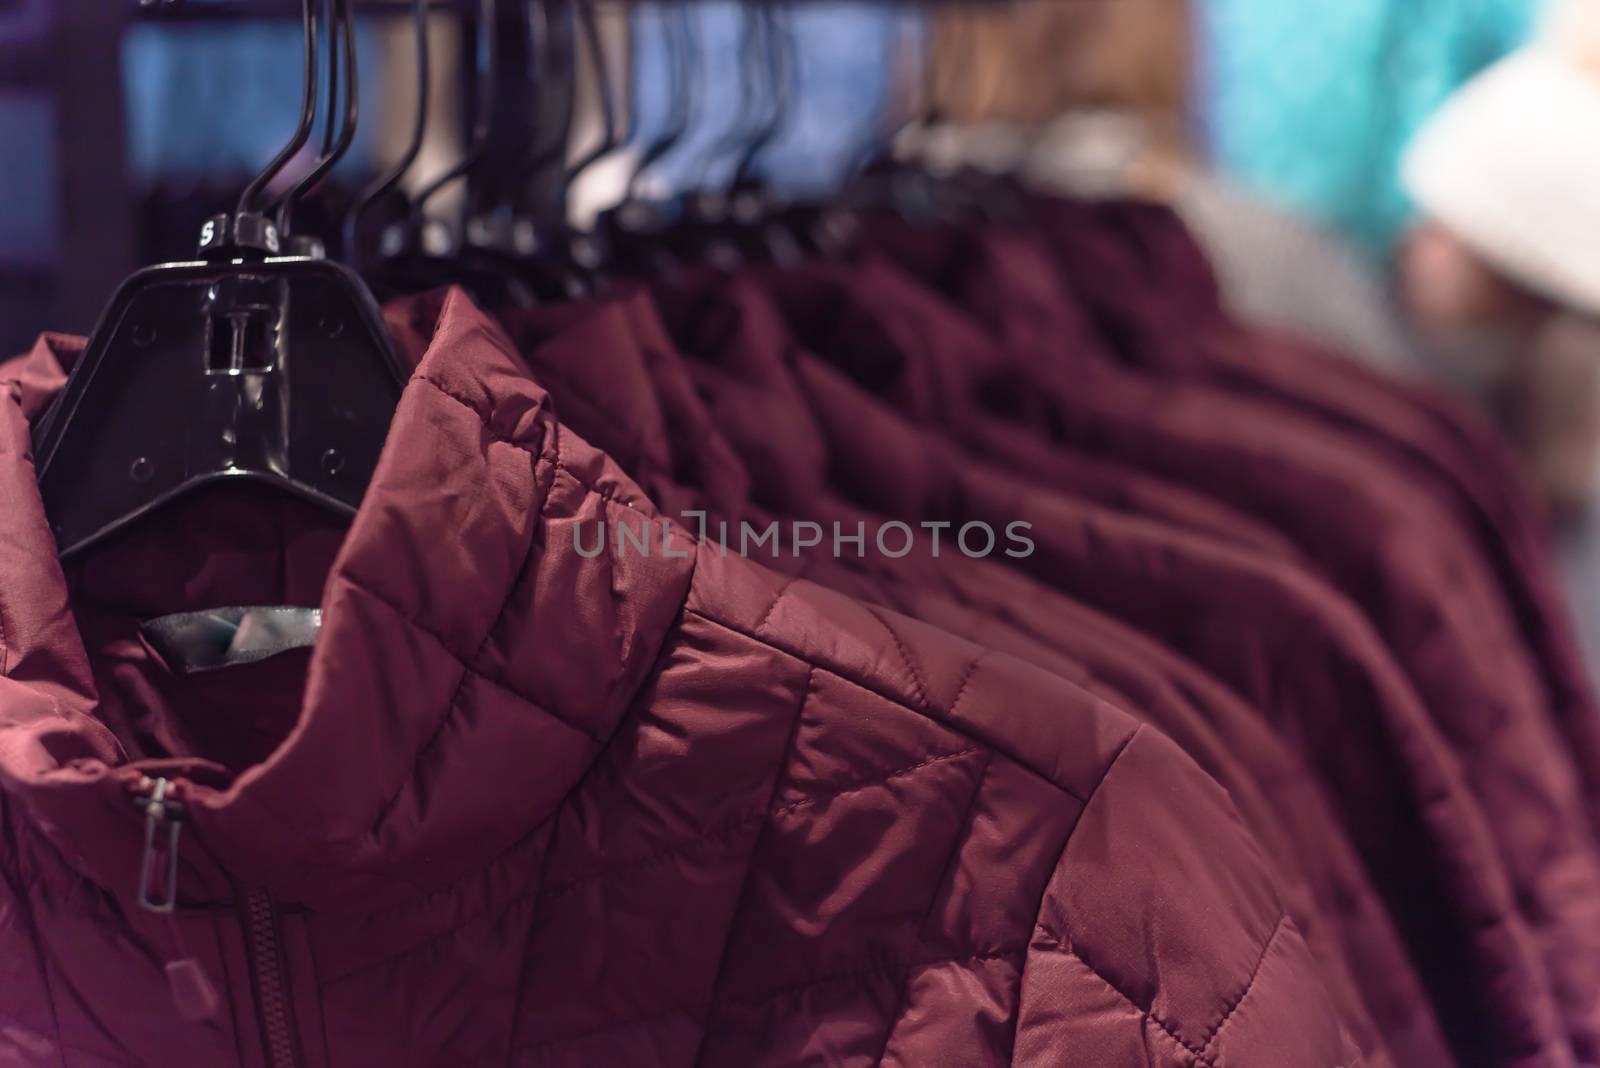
top-left (139, 607), bottom-right (322, 674)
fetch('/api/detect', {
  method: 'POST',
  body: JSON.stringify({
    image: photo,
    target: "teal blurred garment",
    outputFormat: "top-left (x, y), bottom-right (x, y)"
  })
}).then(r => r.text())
top-left (1202, 0), bottom-right (1543, 257)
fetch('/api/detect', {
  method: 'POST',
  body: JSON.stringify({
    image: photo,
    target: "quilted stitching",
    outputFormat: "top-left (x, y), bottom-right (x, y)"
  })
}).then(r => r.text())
top-left (860, 602), bottom-right (935, 711)
top-left (1031, 931), bottom-right (1217, 1066)
top-left (1198, 916), bottom-right (1289, 1057)
top-left (684, 606), bottom-right (1101, 805)
top-left (501, 581), bottom-right (1132, 1063)
top-left (731, 949), bottom-right (1024, 1013)
top-left (753, 576), bottom-right (800, 637)
top-left (663, 606), bottom-right (1145, 1063)
top-left (687, 667), bottom-right (817, 1066)
top-left (495, 731), bottom-right (1005, 1058)
top-left (345, 578), bottom-right (604, 845)
top-left (540, 744), bottom-right (986, 902)
top-left (870, 750), bottom-right (996, 1065)
top-left (320, 871), bottom-right (548, 990)
top-left (947, 652), bottom-right (990, 718)
top-left (259, 386), bottom-right (1090, 1057)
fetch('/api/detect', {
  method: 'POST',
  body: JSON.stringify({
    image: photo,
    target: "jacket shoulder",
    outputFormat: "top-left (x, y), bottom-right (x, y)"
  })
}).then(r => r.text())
top-left (1015, 725), bottom-right (1359, 1067)
top-left (679, 556), bottom-right (1355, 1066)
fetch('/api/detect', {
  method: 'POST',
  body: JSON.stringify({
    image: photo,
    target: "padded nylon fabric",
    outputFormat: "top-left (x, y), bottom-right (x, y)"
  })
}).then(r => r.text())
top-left (1025, 197), bottom-right (1600, 848)
top-left (751, 231), bottom-right (1598, 1068)
top-left (475, 284), bottom-right (1438, 1068)
top-left (638, 275), bottom-right (1572, 1068)
top-left (0, 291), bottom-right (1356, 1067)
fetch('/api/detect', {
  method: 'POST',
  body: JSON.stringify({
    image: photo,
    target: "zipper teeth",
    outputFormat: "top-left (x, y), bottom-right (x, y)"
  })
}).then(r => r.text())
top-left (246, 892), bottom-right (298, 1068)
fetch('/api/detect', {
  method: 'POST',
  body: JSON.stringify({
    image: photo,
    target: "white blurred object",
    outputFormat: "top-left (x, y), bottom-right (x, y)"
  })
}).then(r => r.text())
top-left (1402, 0), bottom-right (1600, 318)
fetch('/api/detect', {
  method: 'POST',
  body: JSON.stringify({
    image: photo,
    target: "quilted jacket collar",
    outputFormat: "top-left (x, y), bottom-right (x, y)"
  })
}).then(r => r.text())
top-left (0, 287), bottom-right (693, 908)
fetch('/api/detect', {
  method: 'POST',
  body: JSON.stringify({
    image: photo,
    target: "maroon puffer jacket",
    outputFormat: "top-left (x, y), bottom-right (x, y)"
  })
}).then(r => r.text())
top-left (0, 292), bottom-right (1356, 1066)
top-left (483, 283), bottom-right (1449, 1068)
top-left (630, 271), bottom-right (1566, 1066)
top-left (1031, 196), bottom-right (1600, 843)
top-left (761, 243), bottom-right (1600, 1063)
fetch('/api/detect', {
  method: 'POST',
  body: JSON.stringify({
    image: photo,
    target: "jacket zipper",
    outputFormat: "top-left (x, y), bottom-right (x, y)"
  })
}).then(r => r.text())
top-left (132, 776), bottom-right (300, 1068)
top-left (242, 890), bottom-right (299, 1068)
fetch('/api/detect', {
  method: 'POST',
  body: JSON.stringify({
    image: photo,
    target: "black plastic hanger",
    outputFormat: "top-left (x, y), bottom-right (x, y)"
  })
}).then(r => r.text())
top-left (273, 0), bottom-right (356, 256)
top-left (869, 12), bottom-right (1024, 228)
top-left (683, 3), bottom-right (804, 269)
top-left (451, 0), bottom-right (589, 306)
top-left (777, 11), bottom-right (941, 249)
top-left (343, 0), bottom-right (430, 269)
top-left (463, 0), bottom-right (548, 253)
top-left (767, 9), bottom-right (1008, 258)
top-left (728, 4), bottom-right (790, 190)
top-left (556, 0), bottom-right (622, 210)
top-left (765, 6), bottom-right (867, 261)
top-left (407, 0), bottom-right (499, 244)
top-left (365, 0), bottom-right (539, 305)
top-left (33, 0), bottom-right (407, 560)
top-left (234, 0), bottom-right (323, 228)
top-left (595, 0), bottom-right (695, 276)
top-left (550, 0), bottom-right (636, 279)
top-left (503, 0), bottom-right (575, 236)
top-left (505, 0), bottom-right (618, 296)
top-left (725, 2), bottom-right (807, 265)
top-left (644, 3), bottom-right (773, 270)
top-left (622, 0), bottom-right (692, 208)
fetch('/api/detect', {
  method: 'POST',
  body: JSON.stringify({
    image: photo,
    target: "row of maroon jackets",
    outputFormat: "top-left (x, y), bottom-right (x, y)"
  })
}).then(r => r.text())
top-left (507, 199), bottom-right (1600, 1066)
top-left (410, 196), bottom-right (1600, 1065)
top-left (1, 194), bottom-right (1596, 1067)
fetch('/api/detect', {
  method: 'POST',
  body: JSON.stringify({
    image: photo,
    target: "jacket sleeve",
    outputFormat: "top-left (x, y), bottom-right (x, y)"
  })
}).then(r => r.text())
top-left (1013, 726), bottom-right (1362, 1067)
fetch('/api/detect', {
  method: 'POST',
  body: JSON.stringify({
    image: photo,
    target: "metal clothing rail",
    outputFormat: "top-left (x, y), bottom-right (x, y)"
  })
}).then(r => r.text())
top-left (36, 0), bottom-right (983, 336)
top-left (131, 0), bottom-right (475, 19)
top-left (130, 0), bottom-right (1001, 14)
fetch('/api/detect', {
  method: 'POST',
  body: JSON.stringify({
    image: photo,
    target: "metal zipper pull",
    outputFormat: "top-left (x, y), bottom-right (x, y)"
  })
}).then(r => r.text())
top-left (134, 776), bottom-right (185, 914)
top-left (130, 776), bottom-right (222, 1023)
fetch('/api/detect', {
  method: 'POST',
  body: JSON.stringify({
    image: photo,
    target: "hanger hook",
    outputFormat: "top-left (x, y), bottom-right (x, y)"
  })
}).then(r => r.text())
top-left (554, 0), bottom-right (617, 214)
top-left (844, 7), bottom-right (932, 180)
top-left (316, 0), bottom-right (341, 161)
top-left (474, 0), bottom-right (547, 230)
top-left (343, 0), bottom-right (430, 262)
top-left (409, 0), bottom-right (499, 232)
top-left (733, 2), bottom-right (792, 189)
top-left (615, 7), bottom-right (639, 157)
top-left (236, 0), bottom-right (320, 218)
top-left (624, 0), bottom-right (694, 203)
top-left (509, 0), bottom-right (573, 209)
top-left (690, 5), bottom-right (765, 193)
top-left (273, 0), bottom-right (358, 238)
top-left (579, 0), bottom-right (638, 189)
